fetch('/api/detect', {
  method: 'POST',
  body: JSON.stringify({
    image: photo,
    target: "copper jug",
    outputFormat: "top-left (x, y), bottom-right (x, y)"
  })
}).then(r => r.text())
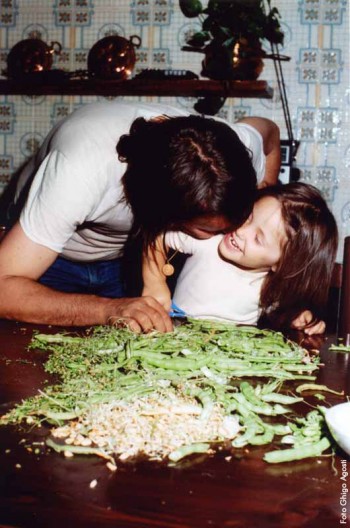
top-left (87, 35), bottom-right (141, 80)
top-left (6, 39), bottom-right (62, 78)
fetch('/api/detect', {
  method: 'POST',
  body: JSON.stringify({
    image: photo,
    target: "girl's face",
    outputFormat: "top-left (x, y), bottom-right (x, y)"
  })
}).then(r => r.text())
top-left (219, 196), bottom-right (287, 273)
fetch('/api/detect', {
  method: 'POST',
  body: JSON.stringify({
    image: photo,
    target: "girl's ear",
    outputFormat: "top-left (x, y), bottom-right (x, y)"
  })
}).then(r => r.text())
top-left (271, 263), bottom-right (278, 272)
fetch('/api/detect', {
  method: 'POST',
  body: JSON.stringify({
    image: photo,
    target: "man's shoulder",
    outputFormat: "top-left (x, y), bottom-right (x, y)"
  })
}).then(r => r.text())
top-left (66, 101), bottom-right (190, 121)
top-left (52, 101), bottom-right (190, 149)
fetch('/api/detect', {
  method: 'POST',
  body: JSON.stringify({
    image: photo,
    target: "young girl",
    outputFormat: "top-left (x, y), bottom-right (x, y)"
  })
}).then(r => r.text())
top-left (142, 183), bottom-right (338, 334)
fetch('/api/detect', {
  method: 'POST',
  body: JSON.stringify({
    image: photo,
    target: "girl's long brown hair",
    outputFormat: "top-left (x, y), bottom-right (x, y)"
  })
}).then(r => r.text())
top-left (258, 182), bottom-right (338, 330)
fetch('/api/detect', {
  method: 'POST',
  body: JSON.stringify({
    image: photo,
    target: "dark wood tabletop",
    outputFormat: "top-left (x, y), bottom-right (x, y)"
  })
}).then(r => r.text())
top-left (0, 319), bottom-right (349, 528)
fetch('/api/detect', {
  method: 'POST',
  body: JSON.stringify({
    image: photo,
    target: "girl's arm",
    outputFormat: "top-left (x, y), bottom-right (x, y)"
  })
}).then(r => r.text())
top-left (142, 235), bottom-right (172, 311)
top-left (238, 117), bottom-right (281, 188)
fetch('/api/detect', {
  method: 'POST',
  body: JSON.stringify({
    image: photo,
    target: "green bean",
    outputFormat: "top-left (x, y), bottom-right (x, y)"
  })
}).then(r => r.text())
top-left (273, 403), bottom-right (293, 414)
top-left (227, 370), bottom-right (316, 380)
top-left (314, 394), bottom-right (326, 401)
top-left (42, 410), bottom-right (81, 421)
top-left (232, 418), bottom-right (263, 448)
top-left (301, 426), bottom-right (321, 438)
top-left (296, 383), bottom-right (344, 396)
top-left (226, 402), bottom-right (237, 413)
top-left (143, 354), bottom-right (211, 371)
top-left (249, 427), bottom-right (275, 445)
top-left (235, 402), bottom-right (252, 419)
top-left (200, 366), bottom-right (227, 385)
top-left (268, 423), bottom-right (291, 436)
top-left (34, 334), bottom-right (81, 345)
top-left (168, 442), bottom-right (210, 462)
top-left (211, 357), bottom-right (251, 369)
top-left (87, 385), bottom-right (153, 404)
top-left (233, 393), bottom-right (290, 416)
top-left (46, 437), bottom-right (114, 461)
top-left (244, 356), bottom-right (306, 364)
top-left (187, 387), bottom-right (214, 420)
top-left (263, 437), bottom-right (331, 463)
top-left (282, 364), bottom-right (318, 373)
top-left (240, 381), bottom-right (271, 408)
top-left (329, 344), bottom-right (350, 353)
top-left (255, 380), bottom-right (281, 396)
top-left (260, 393), bottom-right (303, 404)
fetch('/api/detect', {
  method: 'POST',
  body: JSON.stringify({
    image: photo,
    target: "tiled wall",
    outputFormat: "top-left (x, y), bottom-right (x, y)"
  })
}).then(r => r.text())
top-left (0, 0), bottom-right (349, 260)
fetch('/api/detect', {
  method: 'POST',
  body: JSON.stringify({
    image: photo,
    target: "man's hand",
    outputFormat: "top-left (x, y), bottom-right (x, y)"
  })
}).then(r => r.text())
top-left (291, 310), bottom-right (326, 335)
top-left (105, 296), bottom-right (173, 334)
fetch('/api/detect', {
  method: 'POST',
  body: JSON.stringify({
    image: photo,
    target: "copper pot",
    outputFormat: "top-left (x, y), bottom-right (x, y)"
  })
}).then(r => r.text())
top-left (88, 35), bottom-right (141, 80)
top-left (200, 39), bottom-right (264, 81)
top-left (230, 39), bottom-right (264, 80)
top-left (6, 39), bottom-right (62, 78)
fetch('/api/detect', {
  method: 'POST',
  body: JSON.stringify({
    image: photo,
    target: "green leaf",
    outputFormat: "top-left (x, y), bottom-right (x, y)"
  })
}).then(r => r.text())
top-left (179, 0), bottom-right (203, 18)
top-left (185, 0), bottom-right (284, 46)
top-left (186, 31), bottom-right (210, 47)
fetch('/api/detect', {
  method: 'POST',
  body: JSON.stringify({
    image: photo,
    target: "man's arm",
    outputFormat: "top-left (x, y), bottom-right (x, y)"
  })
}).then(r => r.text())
top-left (238, 117), bottom-right (281, 187)
top-left (142, 235), bottom-right (172, 311)
top-left (0, 222), bottom-right (172, 333)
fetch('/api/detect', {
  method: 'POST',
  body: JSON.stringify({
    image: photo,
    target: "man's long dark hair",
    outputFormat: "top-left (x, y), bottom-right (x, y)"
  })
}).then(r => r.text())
top-left (258, 182), bottom-right (338, 329)
top-left (117, 115), bottom-right (257, 247)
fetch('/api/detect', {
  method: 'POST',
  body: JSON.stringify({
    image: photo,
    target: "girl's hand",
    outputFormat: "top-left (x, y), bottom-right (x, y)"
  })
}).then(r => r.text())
top-left (291, 310), bottom-right (326, 335)
top-left (142, 285), bottom-right (172, 312)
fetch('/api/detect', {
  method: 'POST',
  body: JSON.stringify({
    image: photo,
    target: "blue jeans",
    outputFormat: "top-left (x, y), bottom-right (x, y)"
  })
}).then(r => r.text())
top-left (39, 256), bottom-right (126, 298)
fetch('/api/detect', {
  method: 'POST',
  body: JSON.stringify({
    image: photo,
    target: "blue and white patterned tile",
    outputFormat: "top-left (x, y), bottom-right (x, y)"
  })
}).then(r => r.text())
top-left (299, 0), bottom-right (347, 25)
top-left (297, 47), bottom-right (343, 84)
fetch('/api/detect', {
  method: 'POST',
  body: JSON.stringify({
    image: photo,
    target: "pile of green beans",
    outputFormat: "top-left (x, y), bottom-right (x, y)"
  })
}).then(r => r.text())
top-left (1, 320), bottom-right (336, 464)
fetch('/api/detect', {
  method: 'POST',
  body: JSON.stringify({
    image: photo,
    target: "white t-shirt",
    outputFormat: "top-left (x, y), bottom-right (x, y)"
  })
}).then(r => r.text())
top-left (18, 101), bottom-right (266, 262)
top-left (165, 232), bottom-right (267, 324)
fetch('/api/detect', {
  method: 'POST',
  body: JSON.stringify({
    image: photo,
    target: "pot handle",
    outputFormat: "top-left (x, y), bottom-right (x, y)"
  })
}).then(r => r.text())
top-left (129, 35), bottom-right (141, 48)
top-left (49, 41), bottom-right (62, 55)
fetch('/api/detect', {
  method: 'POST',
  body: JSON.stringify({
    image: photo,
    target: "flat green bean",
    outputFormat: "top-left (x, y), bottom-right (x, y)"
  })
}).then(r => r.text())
top-left (168, 442), bottom-right (211, 462)
top-left (240, 381), bottom-right (271, 409)
top-left (261, 393), bottom-right (303, 404)
top-left (249, 428), bottom-right (274, 445)
top-left (232, 418), bottom-right (263, 448)
top-left (264, 437), bottom-right (331, 463)
top-left (46, 437), bottom-right (114, 461)
top-left (296, 383), bottom-right (344, 396)
top-left (233, 393), bottom-right (290, 416)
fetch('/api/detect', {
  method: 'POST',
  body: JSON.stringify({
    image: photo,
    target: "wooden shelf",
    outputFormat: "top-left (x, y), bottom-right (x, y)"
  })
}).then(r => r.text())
top-left (0, 78), bottom-right (273, 98)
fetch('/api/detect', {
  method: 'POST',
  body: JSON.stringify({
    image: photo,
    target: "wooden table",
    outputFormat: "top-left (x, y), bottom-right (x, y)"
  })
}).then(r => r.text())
top-left (0, 320), bottom-right (349, 528)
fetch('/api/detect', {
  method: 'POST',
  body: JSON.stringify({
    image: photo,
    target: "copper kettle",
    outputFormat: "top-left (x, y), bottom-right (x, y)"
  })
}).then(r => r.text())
top-left (88, 35), bottom-right (141, 80)
top-left (6, 38), bottom-right (62, 78)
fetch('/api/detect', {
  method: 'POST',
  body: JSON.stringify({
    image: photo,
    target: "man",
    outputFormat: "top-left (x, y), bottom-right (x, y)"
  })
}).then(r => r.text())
top-left (0, 101), bottom-right (280, 331)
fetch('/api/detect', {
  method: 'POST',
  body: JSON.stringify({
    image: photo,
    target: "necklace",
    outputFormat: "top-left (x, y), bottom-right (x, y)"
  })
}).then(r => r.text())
top-left (162, 248), bottom-right (179, 277)
top-left (161, 235), bottom-right (179, 276)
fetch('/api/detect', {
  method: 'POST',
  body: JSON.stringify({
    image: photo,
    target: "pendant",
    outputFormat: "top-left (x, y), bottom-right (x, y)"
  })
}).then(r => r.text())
top-left (162, 263), bottom-right (175, 277)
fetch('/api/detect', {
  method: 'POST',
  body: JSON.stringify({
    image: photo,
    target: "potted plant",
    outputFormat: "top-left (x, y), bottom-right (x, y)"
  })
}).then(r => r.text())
top-left (179, 0), bottom-right (285, 80)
